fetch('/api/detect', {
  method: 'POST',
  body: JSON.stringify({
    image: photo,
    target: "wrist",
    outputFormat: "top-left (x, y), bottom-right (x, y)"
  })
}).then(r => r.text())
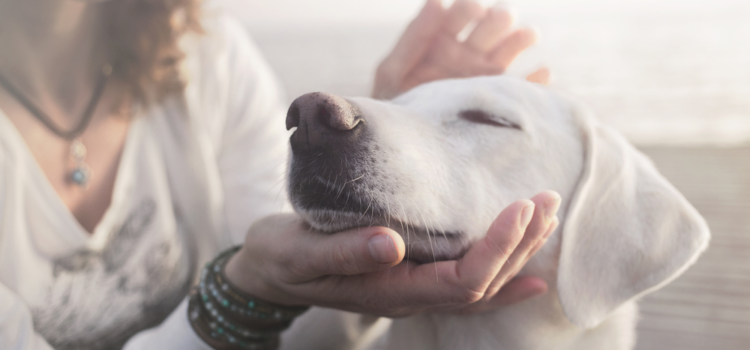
top-left (188, 289), bottom-right (280, 350)
top-left (188, 247), bottom-right (309, 350)
top-left (224, 246), bottom-right (313, 307)
top-left (223, 248), bottom-right (259, 295)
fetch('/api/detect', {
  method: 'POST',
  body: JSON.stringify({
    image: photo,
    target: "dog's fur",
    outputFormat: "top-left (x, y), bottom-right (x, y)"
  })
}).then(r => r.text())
top-left (281, 76), bottom-right (710, 350)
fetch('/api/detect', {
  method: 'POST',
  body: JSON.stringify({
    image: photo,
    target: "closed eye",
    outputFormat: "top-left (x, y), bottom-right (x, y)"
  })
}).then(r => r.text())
top-left (459, 110), bottom-right (520, 129)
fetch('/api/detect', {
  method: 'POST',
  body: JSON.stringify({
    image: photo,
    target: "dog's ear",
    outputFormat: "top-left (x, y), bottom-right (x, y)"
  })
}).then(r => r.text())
top-left (557, 105), bottom-right (710, 329)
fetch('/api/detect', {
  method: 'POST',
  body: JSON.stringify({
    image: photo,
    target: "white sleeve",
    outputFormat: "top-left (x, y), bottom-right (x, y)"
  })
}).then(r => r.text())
top-left (0, 283), bottom-right (54, 350)
top-left (122, 299), bottom-right (212, 350)
top-left (124, 15), bottom-right (292, 349)
top-left (211, 17), bottom-right (292, 245)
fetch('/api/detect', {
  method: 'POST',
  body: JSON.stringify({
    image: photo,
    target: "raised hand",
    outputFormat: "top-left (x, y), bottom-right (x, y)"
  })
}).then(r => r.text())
top-left (373, 0), bottom-right (549, 100)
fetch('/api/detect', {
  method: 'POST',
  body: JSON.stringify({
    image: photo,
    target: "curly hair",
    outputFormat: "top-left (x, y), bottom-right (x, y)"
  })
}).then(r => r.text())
top-left (104, 0), bottom-right (203, 108)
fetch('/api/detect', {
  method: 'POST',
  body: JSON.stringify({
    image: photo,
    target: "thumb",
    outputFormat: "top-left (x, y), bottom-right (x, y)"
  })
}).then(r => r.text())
top-left (297, 226), bottom-right (405, 277)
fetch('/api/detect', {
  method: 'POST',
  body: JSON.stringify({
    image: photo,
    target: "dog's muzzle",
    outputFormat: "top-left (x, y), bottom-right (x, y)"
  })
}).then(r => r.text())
top-left (285, 92), bottom-right (469, 263)
top-left (286, 92), bottom-right (377, 215)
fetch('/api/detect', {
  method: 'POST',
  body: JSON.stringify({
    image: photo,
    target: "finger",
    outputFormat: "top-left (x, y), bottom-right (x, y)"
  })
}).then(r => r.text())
top-left (391, 0), bottom-right (445, 70)
top-left (461, 276), bottom-right (548, 313)
top-left (526, 66), bottom-right (551, 85)
top-left (488, 27), bottom-right (537, 70)
top-left (453, 199), bottom-right (534, 294)
top-left (399, 34), bottom-right (502, 90)
top-left (443, 0), bottom-right (486, 38)
top-left (292, 225), bottom-right (405, 278)
top-left (517, 191), bottom-right (560, 253)
top-left (485, 191), bottom-right (560, 293)
top-left (464, 6), bottom-right (514, 53)
top-left (374, 0), bottom-right (445, 98)
top-left (528, 216), bottom-right (559, 257)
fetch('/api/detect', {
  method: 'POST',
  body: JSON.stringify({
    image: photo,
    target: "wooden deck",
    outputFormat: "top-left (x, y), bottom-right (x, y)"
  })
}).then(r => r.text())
top-left (635, 146), bottom-right (750, 350)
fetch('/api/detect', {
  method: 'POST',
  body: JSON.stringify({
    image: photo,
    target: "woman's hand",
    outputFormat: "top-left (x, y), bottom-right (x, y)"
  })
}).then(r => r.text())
top-left (224, 191), bottom-right (560, 318)
top-left (373, 0), bottom-right (550, 100)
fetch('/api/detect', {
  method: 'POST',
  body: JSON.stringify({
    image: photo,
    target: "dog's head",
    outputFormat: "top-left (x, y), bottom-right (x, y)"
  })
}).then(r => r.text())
top-left (286, 77), bottom-right (582, 262)
top-left (286, 76), bottom-right (709, 328)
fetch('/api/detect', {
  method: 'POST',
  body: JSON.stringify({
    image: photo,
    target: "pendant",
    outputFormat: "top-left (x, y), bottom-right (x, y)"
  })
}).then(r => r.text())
top-left (69, 138), bottom-right (91, 187)
top-left (70, 166), bottom-right (91, 186)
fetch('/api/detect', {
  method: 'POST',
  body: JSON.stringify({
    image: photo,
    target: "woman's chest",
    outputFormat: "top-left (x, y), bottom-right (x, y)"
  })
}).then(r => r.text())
top-left (0, 116), bottom-right (201, 349)
top-left (1, 95), bottom-right (131, 233)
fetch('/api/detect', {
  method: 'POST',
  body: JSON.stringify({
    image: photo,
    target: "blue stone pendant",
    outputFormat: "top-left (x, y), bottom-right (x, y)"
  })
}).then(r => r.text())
top-left (70, 166), bottom-right (90, 186)
top-left (69, 138), bottom-right (91, 187)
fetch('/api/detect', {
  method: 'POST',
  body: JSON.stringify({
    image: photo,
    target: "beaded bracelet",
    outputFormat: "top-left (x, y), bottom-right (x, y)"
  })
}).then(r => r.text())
top-left (189, 291), bottom-right (279, 350)
top-left (188, 246), bottom-right (310, 350)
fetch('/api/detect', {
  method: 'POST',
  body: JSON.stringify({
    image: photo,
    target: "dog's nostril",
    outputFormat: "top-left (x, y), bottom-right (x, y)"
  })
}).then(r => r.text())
top-left (317, 104), bottom-right (363, 132)
top-left (286, 105), bottom-right (301, 130)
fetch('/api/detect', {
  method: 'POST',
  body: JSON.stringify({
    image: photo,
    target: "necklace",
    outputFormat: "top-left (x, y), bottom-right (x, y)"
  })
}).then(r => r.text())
top-left (0, 64), bottom-right (112, 187)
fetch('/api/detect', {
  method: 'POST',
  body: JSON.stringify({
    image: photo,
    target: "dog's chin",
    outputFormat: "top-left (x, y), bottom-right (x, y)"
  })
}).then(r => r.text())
top-left (296, 208), bottom-right (471, 264)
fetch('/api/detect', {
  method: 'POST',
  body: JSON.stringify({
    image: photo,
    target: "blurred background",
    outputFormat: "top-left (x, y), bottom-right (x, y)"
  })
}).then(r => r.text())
top-left (214, 0), bottom-right (750, 348)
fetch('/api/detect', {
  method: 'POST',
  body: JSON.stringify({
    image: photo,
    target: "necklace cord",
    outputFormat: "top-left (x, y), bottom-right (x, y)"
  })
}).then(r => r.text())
top-left (0, 66), bottom-right (110, 140)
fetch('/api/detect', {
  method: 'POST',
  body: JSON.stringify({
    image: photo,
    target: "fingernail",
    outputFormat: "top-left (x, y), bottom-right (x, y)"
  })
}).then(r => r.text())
top-left (368, 235), bottom-right (398, 264)
top-left (520, 203), bottom-right (534, 228)
top-left (544, 196), bottom-right (561, 222)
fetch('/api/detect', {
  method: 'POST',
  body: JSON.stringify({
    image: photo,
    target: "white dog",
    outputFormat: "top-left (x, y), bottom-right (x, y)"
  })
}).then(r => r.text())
top-left (280, 76), bottom-right (710, 350)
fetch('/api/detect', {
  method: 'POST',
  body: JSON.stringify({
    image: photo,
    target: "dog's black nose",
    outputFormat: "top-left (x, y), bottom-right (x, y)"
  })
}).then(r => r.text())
top-left (287, 92), bottom-right (364, 151)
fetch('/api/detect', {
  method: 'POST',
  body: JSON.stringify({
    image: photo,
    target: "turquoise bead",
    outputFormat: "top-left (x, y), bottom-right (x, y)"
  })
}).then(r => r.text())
top-left (70, 167), bottom-right (89, 186)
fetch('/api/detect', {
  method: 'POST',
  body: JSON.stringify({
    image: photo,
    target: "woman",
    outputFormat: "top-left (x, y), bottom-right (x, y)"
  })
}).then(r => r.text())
top-left (0, 0), bottom-right (559, 349)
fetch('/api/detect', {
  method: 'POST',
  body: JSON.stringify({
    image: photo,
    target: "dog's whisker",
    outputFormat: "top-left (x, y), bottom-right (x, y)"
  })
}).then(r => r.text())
top-left (334, 175), bottom-right (347, 200)
top-left (345, 173), bottom-right (366, 184)
top-left (410, 202), bottom-right (440, 280)
top-left (395, 200), bottom-right (416, 263)
top-left (384, 197), bottom-right (392, 230)
top-left (357, 197), bottom-right (374, 222)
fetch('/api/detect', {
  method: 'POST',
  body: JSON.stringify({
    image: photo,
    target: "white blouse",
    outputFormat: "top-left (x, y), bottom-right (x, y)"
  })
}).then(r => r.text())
top-left (0, 14), bottom-right (291, 350)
